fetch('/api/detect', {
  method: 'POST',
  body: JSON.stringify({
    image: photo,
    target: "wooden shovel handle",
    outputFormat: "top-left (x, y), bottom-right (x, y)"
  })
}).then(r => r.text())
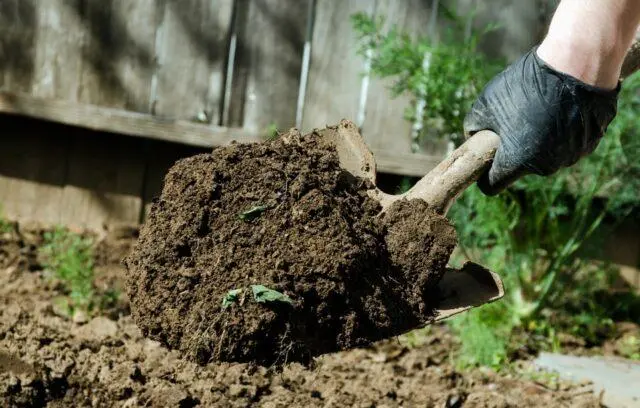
top-left (401, 130), bottom-right (499, 215)
top-left (401, 39), bottom-right (640, 215)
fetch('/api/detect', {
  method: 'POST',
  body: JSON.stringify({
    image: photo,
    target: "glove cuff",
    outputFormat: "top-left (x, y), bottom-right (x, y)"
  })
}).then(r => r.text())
top-left (531, 45), bottom-right (622, 98)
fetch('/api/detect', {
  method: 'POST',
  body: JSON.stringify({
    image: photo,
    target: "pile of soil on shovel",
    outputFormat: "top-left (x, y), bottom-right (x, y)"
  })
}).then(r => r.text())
top-left (124, 125), bottom-right (457, 366)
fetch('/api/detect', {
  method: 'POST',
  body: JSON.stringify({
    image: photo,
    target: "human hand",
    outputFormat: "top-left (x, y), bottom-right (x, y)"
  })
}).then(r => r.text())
top-left (463, 48), bottom-right (620, 195)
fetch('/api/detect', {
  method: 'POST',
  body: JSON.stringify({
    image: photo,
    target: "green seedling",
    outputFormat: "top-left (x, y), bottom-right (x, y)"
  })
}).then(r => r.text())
top-left (0, 206), bottom-right (12, 233)
top-left (40, 227), bottom-right (95, 311)
top-left (238, 205), bottom-right (269, 222)
top-left (264, 123), bottom-right (280, 140)
top-left (222, 288), bottom-right (243, 309)
top-left (251, 285), bottom-right (293, 305)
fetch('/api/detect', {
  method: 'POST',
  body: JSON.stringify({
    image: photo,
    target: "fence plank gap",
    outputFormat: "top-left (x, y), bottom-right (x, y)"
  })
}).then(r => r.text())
top-left (59, 134), bottom-right (146, 230)
top-left (295, 0), bottom-right (316, 128)
top-left (0, 115), bottom-right (68, 226)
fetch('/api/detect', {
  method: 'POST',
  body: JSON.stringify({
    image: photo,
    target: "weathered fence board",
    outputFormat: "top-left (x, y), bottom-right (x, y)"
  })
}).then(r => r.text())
top-left (0, 1), bottom-right (74, 227)
top-left (152, 0), bottom-right (233, 122)
top-left (229, 0), bottom-right (308, 134)
top-left (0, 0), bottom-right (37, 93)
top-left (77, 0), bottom-right (158, 111)
top-left (31, 0), bottom-right (85, 100)
top-left (60, 134), bottom-right (146, 230)
top-left (61, 0), bottom-right (159, 230)
top-left (0, 116), bottom-right (68, 226)
top-left (301, 0), bottom-right (374, 132)
top-left (361, 0), bottom-right (434, 154)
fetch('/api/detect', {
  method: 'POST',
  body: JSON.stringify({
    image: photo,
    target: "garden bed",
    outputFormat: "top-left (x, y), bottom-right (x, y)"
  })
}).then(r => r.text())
top-left (1, 223), bottom-right (625, 407)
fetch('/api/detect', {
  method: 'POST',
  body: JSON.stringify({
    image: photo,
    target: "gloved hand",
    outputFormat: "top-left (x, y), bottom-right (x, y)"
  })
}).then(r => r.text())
top-left (463, 47), bottom-right (620, 196)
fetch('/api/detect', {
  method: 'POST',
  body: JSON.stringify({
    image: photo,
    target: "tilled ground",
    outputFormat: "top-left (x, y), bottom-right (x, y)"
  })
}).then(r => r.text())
top-left (0, 225), bottom-right (606, 407)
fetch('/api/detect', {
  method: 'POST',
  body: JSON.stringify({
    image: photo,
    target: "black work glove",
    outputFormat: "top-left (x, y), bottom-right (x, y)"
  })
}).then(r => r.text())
top-left (463, 47), bottom-right (620, 196)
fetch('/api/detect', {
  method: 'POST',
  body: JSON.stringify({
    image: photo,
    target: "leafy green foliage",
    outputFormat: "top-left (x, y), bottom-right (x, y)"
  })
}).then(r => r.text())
top-left (251, 285), bottom-right (293, 305)
top-left (448, 72), bottom-right (640, 365)
top-left (39, 227), bottom-right (96, 312)
top-left (0, 206), bottom-right (12, 234)
top-left (264, 123), bottom-right (280, 140)
top-left (222, 289), bottom-right (243, 309)
top-left (351, 6), bottom-right (640, 368)
top-left (449, 284), bottom-right (517, 369)
top-left (238, 205), bottom-right (269, 222)
top-left (396, 177), bottom-right (414, 195)
top-left (351, 11), bottom-right (504, 146)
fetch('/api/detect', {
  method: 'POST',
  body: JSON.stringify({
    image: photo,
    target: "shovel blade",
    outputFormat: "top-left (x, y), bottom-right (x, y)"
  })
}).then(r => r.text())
top-left (432, 262), bottom-right (504, 322)
top-left (314, 119), bottom-right (377, 184)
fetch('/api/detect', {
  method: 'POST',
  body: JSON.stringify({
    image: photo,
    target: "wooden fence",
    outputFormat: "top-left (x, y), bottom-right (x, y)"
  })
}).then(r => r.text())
top-left (0, 0), bottom-right (550, 231)
top-left (0, 1), bottom-right (638, 289)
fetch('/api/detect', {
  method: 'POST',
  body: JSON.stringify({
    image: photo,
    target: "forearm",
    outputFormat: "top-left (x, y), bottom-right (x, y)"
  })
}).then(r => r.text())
top-left (537, 0), bottom-right (640, 89)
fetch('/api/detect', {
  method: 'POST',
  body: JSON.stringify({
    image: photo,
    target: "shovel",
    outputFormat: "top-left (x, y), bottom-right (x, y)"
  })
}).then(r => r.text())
top-left (317, 120), bottom-right (504, 323)
top-left (315, 40), bottom-right (640, 324)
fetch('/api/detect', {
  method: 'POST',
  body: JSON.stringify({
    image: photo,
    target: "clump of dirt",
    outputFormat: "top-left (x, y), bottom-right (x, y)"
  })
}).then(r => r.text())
top-left (383, 199), bottom-right (457, 312)
top-left (124, 126), bottom-right (457, 366)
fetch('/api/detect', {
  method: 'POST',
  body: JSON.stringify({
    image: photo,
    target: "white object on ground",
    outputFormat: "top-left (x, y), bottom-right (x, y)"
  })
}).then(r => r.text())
top-left (534, 352), bottom-right (640, 408)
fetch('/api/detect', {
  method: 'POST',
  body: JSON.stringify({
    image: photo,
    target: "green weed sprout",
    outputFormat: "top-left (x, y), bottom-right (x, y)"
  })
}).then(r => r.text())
top-left (0, 206), bottom-right (12, 234)
top-left (251, 285), bottom-right (292, 305)
top-left (264, 123), bottom-right (280, 140)
top-left (39, 227), bottom-right (96, 312)
top-left (238, 205), bottom-right (269, 222)
top-left (222, 289), bottom-right (243, 309)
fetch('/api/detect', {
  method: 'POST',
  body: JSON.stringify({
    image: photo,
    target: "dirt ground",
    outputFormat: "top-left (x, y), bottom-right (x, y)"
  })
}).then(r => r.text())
top-left (0, 224), bottom-right (608, 407)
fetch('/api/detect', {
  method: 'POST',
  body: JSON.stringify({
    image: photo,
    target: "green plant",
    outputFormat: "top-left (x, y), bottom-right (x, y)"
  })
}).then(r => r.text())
top-left (39, 227), bottom-right (96, 313)
top-left (0, 206), bottom-right (12, 233)
top-left (351, 10), bottom-right (504, 147)
top-left (238, 205), bottom-right (269, 222)
top-left (251, 285), bottom-right (293, 305)
top-left (264, 123), bottom-right (280, 140)
top-left (396, 177), bottom-right (414, 194)
top-left (448, 71), bottom-right (640, 364)
top-left (351, 5), bottom-right (640, 368)
top-left (449, 293), bottom-right (514, 369)
top-left (397, 326), bottom-right (432, 348)
top-left (222, 289), bottom-right (243, 309)
top-left (220, 285), bottom-right (293, 310)
top-left (618, 334), bottom-right (640, 360)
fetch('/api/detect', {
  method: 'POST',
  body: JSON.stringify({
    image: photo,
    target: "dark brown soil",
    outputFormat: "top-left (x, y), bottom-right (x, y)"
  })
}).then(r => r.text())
top-left (1, 225), bottom-right (611, 407)
top-left (124, 128), bottom-right (457, 366)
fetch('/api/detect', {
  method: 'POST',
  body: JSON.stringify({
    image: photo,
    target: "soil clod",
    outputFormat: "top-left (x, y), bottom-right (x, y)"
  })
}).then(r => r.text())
top-left (124, 127), bottom-right (457, 366)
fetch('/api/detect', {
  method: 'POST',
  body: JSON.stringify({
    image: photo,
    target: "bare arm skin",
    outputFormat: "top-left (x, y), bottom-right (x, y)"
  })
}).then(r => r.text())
top-left (537, 0), bottom-right (640, 89)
